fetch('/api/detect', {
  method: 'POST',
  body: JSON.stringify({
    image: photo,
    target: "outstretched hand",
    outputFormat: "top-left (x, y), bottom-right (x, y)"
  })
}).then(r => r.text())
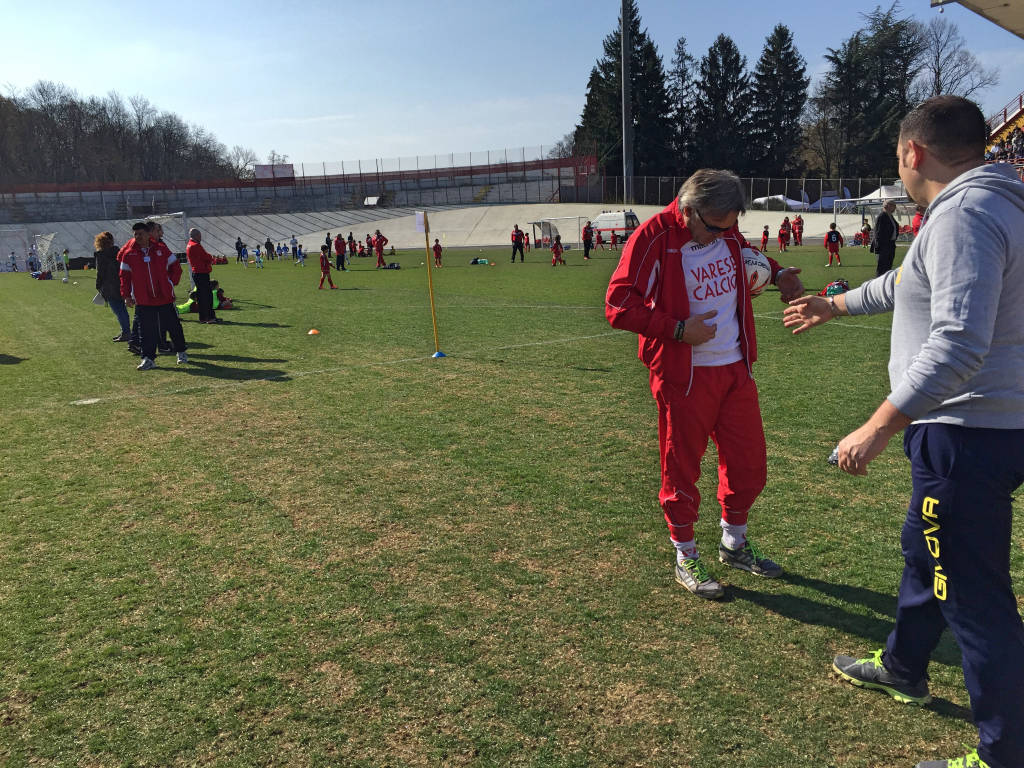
top-left (783, 296), bottom-right (833, 334)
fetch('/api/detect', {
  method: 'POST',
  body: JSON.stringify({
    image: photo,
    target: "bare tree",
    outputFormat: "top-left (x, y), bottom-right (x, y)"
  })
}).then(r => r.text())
top-left (266, 149), bottom-right (289, 165)
top-left (227, 145), bottom-right (258, 178)
top-left (917, 17), bottom-right (999, 100)
top-left (547, 132), bottom-right (576, 159)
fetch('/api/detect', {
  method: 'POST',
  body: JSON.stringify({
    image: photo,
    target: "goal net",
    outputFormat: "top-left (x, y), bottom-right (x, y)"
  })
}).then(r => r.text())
top-left (529, 216), bottom-right (585, 249)
top-left (833, 197), bottom-right (918, 242)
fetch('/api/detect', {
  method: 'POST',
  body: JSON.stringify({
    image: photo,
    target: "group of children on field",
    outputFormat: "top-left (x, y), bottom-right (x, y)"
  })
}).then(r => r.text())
top-left (757, 214), bottom-right (849, 267)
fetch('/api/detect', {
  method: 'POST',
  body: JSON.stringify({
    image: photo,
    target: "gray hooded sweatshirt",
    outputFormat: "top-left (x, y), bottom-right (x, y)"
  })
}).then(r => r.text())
top-left (844, 163), bottom-right (1024, 428)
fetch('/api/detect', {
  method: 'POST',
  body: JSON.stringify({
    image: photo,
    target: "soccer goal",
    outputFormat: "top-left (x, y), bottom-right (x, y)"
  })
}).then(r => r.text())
top-left (529, 216), bottom-right (585, 249)
top-left (833, 197), bottom-right (918, 242)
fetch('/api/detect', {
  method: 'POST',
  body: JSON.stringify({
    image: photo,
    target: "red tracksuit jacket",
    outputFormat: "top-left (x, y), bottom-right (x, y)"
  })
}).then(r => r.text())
top-left (119, 241), bottom-right (181, 305)
top-left (605, 200), bottom-right (782, 391)
top-left (186, 240), bottom-right (213, 274)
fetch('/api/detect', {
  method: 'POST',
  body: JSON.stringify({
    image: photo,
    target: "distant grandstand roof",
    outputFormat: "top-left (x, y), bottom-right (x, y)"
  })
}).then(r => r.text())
top-left (930, 1), bottom-right (1024, 40)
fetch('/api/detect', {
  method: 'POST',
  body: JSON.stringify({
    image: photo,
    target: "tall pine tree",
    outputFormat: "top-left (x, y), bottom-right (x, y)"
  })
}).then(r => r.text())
top-left (667, 37), bottom-right (696, 174)
top-left (749, 25), bottom-right (809, 176)
top-left (574, 0), bottom-right (672, 176)
top-left (692, 35), bottom-right (754, 173)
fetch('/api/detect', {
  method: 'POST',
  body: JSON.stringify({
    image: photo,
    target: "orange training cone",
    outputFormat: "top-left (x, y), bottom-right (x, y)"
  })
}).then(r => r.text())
top-left (308, 329), bottom-right (320, 335)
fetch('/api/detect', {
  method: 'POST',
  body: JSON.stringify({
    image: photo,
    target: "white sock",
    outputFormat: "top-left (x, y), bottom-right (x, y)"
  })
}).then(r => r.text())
top-left (720, 521), bottom-right (747, 551)
top-left (673, 538), bottom-right (698, 564)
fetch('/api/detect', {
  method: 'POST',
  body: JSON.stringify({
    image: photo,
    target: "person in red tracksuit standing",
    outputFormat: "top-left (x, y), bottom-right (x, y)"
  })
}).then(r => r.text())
top-left (792, 214), bottom-right (804, 246)
top-left (334, 233), bottom-right (347, 271)
top-left (373, 229), bottom-right (388, 268)
top-left (433, 238), bottom-right (443, 268)
top-left (186, 228), bottom-right (219, 324)
top-left (582, 220), bottom-right (594, 260)
top-left (510, 225), bottom-right (525, 262)
top-left (119, 221), bottom-right (189, 370)
top-left (760, 225), bottom-right (770, 251)
top-left (319, 245), bottom-right (337, 289)
top-left (778, 216), bottom-right (791, 252)
top-left (606, 169), bottom-right (804, 599)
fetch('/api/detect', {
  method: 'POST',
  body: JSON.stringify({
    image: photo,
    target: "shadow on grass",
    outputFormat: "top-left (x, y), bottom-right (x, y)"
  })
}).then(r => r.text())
top-left (167, 360), bottom-right (290, 382)
top-left (728, 576), bottom-right (962, 670)
top-left (215, 320), bottom-right (291, 328)
top-left (0, 354), bottom-right (26, 364)
top-left (188, 354), bottom-right (287, 364)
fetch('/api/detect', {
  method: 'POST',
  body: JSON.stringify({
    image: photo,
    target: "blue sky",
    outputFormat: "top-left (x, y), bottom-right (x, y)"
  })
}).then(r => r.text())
top-left (2, 0), bottom-right (1021, 166)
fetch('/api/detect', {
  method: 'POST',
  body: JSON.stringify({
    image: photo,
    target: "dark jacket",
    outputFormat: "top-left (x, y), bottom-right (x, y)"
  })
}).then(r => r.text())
top-left (94, 246), bottom-right (121, 301)
top-left (873, 211), bottom-right (898, 256)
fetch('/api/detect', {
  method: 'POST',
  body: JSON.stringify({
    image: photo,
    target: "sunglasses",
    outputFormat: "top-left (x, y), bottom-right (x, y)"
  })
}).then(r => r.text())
top-left (694, 209), bottom-right (731, 234)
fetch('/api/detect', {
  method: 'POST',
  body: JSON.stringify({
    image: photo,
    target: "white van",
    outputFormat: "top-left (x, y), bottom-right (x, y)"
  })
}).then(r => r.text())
top-left (591, 210), bottom-right (642, 241)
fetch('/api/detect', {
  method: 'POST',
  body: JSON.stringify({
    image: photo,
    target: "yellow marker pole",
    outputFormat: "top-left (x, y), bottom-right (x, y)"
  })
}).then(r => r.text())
top-left (421, 212), bottom-right (445, 357)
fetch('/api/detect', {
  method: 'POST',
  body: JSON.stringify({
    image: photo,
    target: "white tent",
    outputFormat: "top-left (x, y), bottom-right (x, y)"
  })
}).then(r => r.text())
top-left (851, 182), bottom-right (906, 202)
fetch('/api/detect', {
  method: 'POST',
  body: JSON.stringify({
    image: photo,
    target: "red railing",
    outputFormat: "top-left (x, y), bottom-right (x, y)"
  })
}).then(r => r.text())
top-left (986, 89), bottom-right (1024, 138)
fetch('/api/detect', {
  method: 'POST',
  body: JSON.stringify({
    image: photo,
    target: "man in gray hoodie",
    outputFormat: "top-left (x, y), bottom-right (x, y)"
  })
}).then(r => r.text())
top-left (784, 95), bottom-right (1024, 768)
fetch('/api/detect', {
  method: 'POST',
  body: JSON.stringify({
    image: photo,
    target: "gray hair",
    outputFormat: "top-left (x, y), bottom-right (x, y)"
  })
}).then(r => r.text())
top-left (677, 169), bottom-right (747, 216)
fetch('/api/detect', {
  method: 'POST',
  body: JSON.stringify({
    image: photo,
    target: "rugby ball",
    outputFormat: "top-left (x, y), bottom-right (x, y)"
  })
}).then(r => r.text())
top-left (742, 248), bottom-right (771, 293)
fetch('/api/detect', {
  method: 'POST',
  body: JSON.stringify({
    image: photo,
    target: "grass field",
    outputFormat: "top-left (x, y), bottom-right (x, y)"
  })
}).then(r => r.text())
top-left (0, 240), bottom-right (1020, 768)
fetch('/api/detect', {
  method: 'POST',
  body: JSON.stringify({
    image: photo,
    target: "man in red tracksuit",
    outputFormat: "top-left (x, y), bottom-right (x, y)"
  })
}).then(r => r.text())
top-left (186, 228), bottom-right (219, 324)
top-left (373, 229), bottom-right (388, 268)
top-left (334, 233), bottom-right (347, 271)
top-left (606, 169), bottom-right (804, 599)
top-left (119, 222), bottom-right (188, 370)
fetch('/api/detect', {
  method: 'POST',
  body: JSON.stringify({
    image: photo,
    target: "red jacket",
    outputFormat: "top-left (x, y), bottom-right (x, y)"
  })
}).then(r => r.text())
top-left (605, 200), bottom-right (782, 390)
top-left (373, 234), bottom-right (388, 252)
top-left (186, 239), bottom-right (213, 274)
top-left (119, 240), bottom-right (181, 305)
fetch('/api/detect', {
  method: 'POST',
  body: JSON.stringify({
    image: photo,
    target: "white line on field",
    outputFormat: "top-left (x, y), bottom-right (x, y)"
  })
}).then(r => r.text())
top-left (68, 330), bottom-right (628, 406)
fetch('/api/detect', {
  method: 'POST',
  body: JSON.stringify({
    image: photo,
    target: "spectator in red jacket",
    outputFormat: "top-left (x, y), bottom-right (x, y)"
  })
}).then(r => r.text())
top-left (605, 169), bottom-right (803, 599)
top-left (334, 233), bottom-right (347, 271)
top-left (186, 228), bottom-right (219, 324)
top-left (119, 222), bottom-right (188, 369)
top-left (373, 229), bottom-right (389, 269)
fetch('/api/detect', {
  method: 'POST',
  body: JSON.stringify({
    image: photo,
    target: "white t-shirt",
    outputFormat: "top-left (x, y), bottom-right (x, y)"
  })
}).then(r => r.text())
top-left (680, 238), bottom-right (742, 367)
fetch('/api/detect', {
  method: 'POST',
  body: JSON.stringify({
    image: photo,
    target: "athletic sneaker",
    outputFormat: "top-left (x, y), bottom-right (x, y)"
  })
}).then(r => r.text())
top-left (718, 540), bottom-right (783, 577)
top-left (176, 352), bottom-right (188, 364)
top-left (136, 357), bottom-right (155, 371)
top-left (915, 749), bottom-right (989, 768)
top-left (832, 648), bottom-right (931, 705)
top-left (112, 333), bottom-right (131, 342)
top-left (127, 343), bottom-right (142, 355)
top-left (674, 557), bottom-right (724, 600)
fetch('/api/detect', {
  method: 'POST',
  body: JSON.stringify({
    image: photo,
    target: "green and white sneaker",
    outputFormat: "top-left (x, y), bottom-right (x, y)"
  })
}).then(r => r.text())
top-left (674, 557), bottom-right (724, 600)
top-left (718, 539), bottom-right (782, 577)
top-left (832, 648), bottom-right (932, 705)
top-left (915, 747), bottom-right (989, 768)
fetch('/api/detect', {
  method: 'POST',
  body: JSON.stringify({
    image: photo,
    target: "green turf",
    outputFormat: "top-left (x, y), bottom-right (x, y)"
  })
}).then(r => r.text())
top-left (0, 243), bottom-right (1019, 767)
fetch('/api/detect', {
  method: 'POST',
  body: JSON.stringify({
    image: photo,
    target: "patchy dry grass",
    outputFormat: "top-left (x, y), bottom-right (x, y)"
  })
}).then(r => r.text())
top-left (0, 245), bottom-right (1020, 767)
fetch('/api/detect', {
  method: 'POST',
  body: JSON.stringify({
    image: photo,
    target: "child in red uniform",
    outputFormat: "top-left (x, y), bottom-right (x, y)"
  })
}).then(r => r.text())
top-left (524, 232), bottom-right (531, 252)
top-left (596, 231), bottom-right (605, 249)
top-left (433, 238), bottom-right (443, 267)
top-left (319, 245), bottom-right (337, 289)
top-left (792, 214), bottom-right (804, 246)
top-left (778, 217), bottom-right (791, 252)
top-left (373, 229), bottom-right (388, 269)
top-left (824, 222), bottom-right (844, 266)
top-left (760, 225), bottom-right (770, 251)
top-left (551, 234), bottom-right (565, 266)
top-left (610, 231), bottom-right (619, 250)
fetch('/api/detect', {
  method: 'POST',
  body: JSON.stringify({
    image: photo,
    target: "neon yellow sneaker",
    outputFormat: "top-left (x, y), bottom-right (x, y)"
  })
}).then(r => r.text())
top-left (832, 648), bottom-right (931, 705)
top-left (915, 747), bottom-right (989, 768)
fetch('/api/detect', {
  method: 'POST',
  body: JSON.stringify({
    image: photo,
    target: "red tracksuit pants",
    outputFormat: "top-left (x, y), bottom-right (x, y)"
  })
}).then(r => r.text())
top-left (376, 250), bottom-right (385, 268)
top-left (650, 360), bottom-right (767, 543)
